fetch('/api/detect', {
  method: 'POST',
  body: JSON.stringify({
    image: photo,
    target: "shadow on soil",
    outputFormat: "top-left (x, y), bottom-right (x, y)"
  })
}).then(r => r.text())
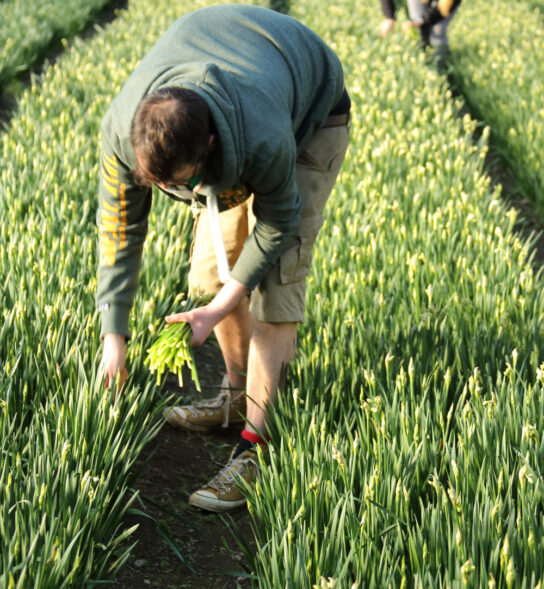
top-left (111, 341), bottom-right (254, 589)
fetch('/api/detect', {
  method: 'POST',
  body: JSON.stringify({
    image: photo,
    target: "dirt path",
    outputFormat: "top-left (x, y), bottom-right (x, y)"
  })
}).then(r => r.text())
top-left (112, 342), bottom-right (254, 589)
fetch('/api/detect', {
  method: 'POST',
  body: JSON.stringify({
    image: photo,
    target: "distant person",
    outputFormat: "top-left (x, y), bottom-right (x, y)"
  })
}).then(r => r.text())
top-left (381, 0), bottom-right (461, 61)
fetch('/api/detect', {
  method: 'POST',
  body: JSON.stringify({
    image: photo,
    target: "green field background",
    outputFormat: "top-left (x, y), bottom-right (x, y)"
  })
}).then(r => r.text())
top-left (0, 0), bottom-right (543, 586)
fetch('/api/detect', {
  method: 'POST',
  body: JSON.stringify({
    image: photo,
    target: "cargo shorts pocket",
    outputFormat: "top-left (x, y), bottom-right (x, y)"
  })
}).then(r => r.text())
top-left (278, 236), bottom-right (309, 284)
top-left (277, 125), bottom-right (349, 286)
top-left (278, 214), bottom-right (323, 285)
top-left (298, 127), bottom-right (345, 176)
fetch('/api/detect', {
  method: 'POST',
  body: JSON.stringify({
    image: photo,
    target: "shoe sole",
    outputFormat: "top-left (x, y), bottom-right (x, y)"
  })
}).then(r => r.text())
top-left (164, 414), bottom-right (245, 432)
top-left (164, 416), bottom-right (215, 432)
top-left (163, 408), bottom-right (244, 432)
top-left (188, 492), bottom-right (247, 512)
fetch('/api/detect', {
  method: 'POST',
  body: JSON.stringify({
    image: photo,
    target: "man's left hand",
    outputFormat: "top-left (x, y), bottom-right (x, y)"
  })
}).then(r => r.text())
top-left (165, 278), bottom-right (250, 347)
top-left (165, 304), bottom-right (220, 347)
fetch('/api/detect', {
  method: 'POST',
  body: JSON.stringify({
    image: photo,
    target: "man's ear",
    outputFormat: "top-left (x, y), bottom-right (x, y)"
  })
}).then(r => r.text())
top-left (208, 134), bottom-right (217, 151)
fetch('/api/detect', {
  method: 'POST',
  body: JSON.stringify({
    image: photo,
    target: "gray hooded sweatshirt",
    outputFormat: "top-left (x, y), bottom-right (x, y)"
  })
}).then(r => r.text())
top-left (97, 3), bottom-right (346, 337)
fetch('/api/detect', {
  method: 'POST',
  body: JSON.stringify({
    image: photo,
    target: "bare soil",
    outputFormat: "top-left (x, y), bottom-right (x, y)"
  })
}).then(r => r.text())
top-left (111, 341), bottom-right (254, 589)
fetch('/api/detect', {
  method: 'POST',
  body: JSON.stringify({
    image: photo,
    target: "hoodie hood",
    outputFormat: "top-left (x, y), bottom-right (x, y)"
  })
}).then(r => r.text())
top-left (170, 64), bottom-right (246, 193)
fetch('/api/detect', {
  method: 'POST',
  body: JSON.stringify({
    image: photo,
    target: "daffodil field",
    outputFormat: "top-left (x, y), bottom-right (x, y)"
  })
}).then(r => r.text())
top-left (0, 0), bottom-right (119, 90)
top-left (1, 0), bottom-right (543, 587)
top-left (0, 0), bottom-right (228, 585)
top-left (448, 0), bottom-right (544, 214)
top-left (245, 0), bottom-right (544, 586)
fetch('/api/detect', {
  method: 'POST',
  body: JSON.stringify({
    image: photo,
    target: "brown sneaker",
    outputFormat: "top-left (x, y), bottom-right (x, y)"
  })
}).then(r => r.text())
top-left (188, 447), bottom-right (261, 512)
top-left (162, 375), bottom-right (245, 432)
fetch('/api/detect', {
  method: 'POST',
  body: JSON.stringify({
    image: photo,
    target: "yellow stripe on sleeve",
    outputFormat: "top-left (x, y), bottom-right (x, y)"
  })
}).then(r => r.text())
top-left (103, 152), bottom-right (118, 167)
top-left (99, 235), bottom-right (117, 266)
top-left (99, 153), bottom-right (130, 263)
top-left (103, 180), bottom-right (119, 198)
top-left (102, 200), bottom-right (119, 214)
top-left (103, 158), bottom-right (119, 179)
top-left (119, 183), bottom-right (127, 249)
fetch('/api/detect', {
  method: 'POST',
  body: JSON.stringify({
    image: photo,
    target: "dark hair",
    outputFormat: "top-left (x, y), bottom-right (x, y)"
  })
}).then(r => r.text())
top-left (130, 87), bottom-right (210, 186)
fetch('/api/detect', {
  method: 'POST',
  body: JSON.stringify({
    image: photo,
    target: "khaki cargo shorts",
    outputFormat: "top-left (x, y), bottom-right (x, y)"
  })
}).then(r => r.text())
top-left (188, 123), bottom-right (350, 323)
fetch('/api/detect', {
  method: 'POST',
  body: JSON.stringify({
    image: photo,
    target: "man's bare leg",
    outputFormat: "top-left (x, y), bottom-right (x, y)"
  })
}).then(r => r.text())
top-left (244, 320), bottom-right (298, 434)
top-left (213, 296), bottom-right (252, 394)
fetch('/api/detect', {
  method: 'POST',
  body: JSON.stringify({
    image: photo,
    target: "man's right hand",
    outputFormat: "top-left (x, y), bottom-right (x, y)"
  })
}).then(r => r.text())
top-left (100, 333), bottom-right (128, 389)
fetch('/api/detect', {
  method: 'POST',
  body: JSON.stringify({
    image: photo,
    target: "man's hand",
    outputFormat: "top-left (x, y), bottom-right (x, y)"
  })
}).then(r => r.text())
top-left (381, 18), bottom-right (395, 38)
top-left (100, 333), bottom-right (127, 389)
top-left (165, 279), bottom-right (250, 347)
top-left (165, 304), bottom-right (221, 347)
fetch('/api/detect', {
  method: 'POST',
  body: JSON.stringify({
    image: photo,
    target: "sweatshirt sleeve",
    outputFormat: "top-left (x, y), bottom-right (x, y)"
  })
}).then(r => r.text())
top-left (96, 130), bottom-right (152, 338)
top-left (230, 135), bottom-right (301, 289)
top-left (381, 0), bottom-right (396, 19)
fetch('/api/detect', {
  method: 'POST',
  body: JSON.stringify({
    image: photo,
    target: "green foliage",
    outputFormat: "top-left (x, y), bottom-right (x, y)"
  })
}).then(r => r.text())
top-left (0, 0), bottom-right (120, 89)
top-left (269, 0), bottom-right (291, 14)
top-left (0, 0), bottom-right (261, 586)
top-left (240, 0), bottom-right (544, 586)
top-left (526, 0), bottom-right (544, 13)
top-left (448, 0), bottom-right (544, 213)
top-left (2, 0), bottom-right (544, 586)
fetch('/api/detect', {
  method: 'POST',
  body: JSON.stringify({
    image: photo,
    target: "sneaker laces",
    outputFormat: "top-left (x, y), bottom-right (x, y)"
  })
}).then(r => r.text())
top-left (188, 390), bottom-right (242, 428)
top-left (207, 452), bottom-right (256, 493)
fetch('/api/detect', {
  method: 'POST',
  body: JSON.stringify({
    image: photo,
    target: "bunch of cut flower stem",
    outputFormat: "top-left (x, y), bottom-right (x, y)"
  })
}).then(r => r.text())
top-left (146, 294), bottom-right (212, 391)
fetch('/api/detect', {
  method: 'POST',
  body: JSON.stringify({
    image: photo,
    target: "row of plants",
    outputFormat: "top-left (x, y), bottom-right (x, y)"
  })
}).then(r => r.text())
top-left (447, 0), bottom-right (544, 214)
top-left (0, 0), bottom-right (120, 90)
top-left (0, 0), bottom-right (257, 585)
top-left (528, 0), bottom-right (544, 13)
top-left (237, 0), bottom-right (544, 586)
top-left (1, 0), bottom-right (543, 585)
